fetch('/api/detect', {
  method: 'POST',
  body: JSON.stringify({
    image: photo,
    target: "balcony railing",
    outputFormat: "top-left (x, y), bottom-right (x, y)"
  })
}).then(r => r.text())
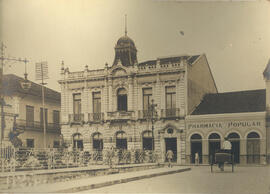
top-left (69, 114), bottom-right (84, 123)
top-left (15, 119), bottom-right (60, 132)
top-left (88, 113), bottom-right (104, 122)
top-left (161, 108), bottom-right (180, 118)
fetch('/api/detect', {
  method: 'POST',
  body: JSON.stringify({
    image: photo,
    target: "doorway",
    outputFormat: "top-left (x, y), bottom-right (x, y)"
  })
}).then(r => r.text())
top-left (227, 133), bottom-right (240, 163)
top-left (208, 133), bottom-right (221, 164)
top-left (165, 138), bottom-right (177, 162)
top-left (247, 132), bottom-right (260, 164)
top-left (190, 134), bottom-right (202, 164)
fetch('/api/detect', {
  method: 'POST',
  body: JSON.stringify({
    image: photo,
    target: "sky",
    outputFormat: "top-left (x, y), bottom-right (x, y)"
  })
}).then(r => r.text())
top-left (1, 0), bottom-right (270, 92)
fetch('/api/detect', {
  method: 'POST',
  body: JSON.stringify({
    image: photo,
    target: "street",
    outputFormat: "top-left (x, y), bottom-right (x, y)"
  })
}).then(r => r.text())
top-left (81, 166), bottom-right (270, 194)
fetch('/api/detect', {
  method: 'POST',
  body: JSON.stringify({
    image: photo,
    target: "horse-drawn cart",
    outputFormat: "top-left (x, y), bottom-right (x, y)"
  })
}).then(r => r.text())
top-left (210, 151), bottom-right (234, 172)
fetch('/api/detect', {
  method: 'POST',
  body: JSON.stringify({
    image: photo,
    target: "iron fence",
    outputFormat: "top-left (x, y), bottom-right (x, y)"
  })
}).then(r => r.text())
top-left (0, 147), bottom-right (158, 172)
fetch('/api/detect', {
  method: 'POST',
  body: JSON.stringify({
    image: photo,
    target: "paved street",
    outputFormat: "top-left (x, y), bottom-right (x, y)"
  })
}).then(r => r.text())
top-left (81, 166), bottom-right (270, 194)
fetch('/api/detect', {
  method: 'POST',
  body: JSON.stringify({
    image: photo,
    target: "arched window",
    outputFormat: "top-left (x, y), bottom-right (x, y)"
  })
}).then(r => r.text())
top-left (247, 132), bottom-right (260, 164)
top-left (93, 132), bottom-right (103, 150)
top-left (209, 133), bottom-right (220, 140)
top-left (117, 88), bottom-right (127, 111)
top-left (247, 132), bottom-right (260, 139)
top-left (191, 134), bottom-right (202, 140)
top-left (167, 128), bottom-right (174, 134)
top-left (73, 133), bottom-right (83, 150)
top-left (116, 131), bottom-right (127, 149)
top-left (227, 133), bottom-right (240, 139)
top-left (142, 131), bottom-right (153, 150)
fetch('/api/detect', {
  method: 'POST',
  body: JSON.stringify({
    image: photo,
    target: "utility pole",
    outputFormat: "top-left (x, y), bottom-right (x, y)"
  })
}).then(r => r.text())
top-left (36, 62), bottom-right (48, 148)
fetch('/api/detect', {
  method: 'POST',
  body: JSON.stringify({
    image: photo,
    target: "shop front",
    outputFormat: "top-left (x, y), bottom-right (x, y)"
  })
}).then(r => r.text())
top-left (186, 112), bottom-right (266, 165)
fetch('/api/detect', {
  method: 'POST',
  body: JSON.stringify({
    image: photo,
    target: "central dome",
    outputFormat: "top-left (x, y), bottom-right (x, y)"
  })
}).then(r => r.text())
top-left (116, 35), bottom-right (135, 47)
top-left (113, 34), bottom-right (138, 66)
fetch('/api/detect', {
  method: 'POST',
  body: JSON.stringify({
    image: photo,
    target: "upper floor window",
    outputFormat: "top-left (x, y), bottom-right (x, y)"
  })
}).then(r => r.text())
top-left (165, 86), bottom-right (176, 110)
top-left (73, 93), bottom-right (81, 119)
top-left (53, 110), bottom-right (60, 126)
top-left (93, 92), bottom-right (101, 113)
top-left (40, 108), bottom-right (48, 127)
top-left (143, 88), bottom-right (152, 110)
top-left (117, 88), bottom-right (127, 111)
top-left (26, 105), bottom-right (34, 127)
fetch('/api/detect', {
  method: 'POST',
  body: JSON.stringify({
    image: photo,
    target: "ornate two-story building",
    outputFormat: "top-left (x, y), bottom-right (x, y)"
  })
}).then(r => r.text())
top-left (59, 32), bottom-right (217, 163)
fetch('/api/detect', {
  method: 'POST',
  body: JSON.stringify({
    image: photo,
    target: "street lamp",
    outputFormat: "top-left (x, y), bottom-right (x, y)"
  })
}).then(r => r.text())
top-left (149, 99), bottom-right (157, 150)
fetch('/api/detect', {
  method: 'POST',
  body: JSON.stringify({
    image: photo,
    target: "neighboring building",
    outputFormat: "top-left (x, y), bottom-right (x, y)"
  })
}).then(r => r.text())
top-left (186, 90), bottom-right (267, 164)
top-left (59, 32), bottom-right (217, 163)
top-left (1, 74), bottom-right (61, 148)
top-left (186, 59), bottom-right (270, 165)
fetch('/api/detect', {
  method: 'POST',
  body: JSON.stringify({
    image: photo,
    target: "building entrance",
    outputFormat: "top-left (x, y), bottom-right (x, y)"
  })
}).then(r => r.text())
top-left (191, 142), bottom-right (202, 163)
top-left (208, 133), bottom-right (221, 164)
top-left (190, 134), bottom-right (202, 164)
top-left (228, 133), bottom-right (240, 163)
top-left (247, 132), bottom-right (260, 164)
top-left (165, 138), bottom-right (177, 162)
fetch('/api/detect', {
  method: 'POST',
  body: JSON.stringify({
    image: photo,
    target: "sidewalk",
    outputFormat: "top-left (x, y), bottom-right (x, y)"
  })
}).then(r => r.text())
top-left (2, 166), bottom-right (191, 193)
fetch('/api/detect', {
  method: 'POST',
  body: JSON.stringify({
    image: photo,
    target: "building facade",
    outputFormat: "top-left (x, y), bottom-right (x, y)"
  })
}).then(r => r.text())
top-left (1, 74), bottom-right (61, 148)
top-left (59, 33), bottom-right (217, 163)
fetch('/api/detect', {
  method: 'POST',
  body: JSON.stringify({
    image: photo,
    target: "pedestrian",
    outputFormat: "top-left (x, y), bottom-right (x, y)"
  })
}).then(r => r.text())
top-left (166, 150), bottom-right (174, 168)
top-left (195, 152), bottom-right (199, 166)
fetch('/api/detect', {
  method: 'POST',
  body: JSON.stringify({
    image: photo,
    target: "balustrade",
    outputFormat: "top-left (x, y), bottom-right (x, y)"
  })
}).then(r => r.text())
top-left (160, 108), bottom-right (180, 118)
top-left (15, 119), bottom-right (60, 132)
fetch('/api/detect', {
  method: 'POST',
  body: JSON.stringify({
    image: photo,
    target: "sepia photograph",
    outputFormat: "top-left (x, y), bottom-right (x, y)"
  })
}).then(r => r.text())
top-left (0, 0), bottom-right (270, 193)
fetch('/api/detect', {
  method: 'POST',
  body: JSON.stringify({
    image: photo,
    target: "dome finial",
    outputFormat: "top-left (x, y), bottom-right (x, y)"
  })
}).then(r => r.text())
top-left (125, 14), bottom-right (127, 36)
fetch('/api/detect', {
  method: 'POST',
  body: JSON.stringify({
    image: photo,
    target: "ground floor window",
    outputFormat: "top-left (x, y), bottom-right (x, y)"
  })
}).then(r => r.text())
top-left (116, 131), bottom-right (127, 149)
top-left (142, 131), bottom-right (153, 150)
top-left (73, 133), bottom-right (83, 150)
top-left (93, 132), bottom-right (103, 150)
top-left (247, 132), bottom-right (260, 164)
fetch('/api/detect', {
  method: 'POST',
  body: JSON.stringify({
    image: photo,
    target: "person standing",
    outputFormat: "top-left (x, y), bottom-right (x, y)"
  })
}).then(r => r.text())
top-left (166, 150), bottom-right (174, 168)
top-left (195, 152), bottom-right (199, 166)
